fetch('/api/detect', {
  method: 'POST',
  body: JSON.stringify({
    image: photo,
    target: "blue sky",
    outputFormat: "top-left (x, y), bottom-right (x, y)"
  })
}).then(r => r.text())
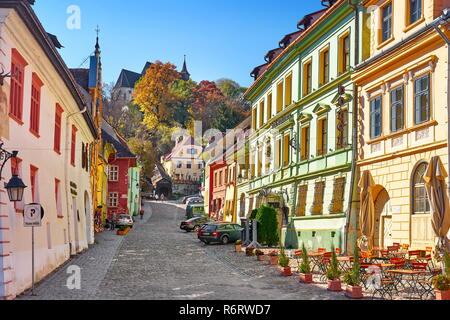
top-left (34, 0), bottom-right (322, 88)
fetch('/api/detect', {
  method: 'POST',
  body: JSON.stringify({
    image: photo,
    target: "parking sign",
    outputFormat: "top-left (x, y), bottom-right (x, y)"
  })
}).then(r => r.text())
top-left (24, 204), bottom-right (43, 227)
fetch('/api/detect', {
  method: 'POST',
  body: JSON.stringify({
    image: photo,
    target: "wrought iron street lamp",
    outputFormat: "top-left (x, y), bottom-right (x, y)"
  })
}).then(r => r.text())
top-left (0, 143), bottom-right (27, 202)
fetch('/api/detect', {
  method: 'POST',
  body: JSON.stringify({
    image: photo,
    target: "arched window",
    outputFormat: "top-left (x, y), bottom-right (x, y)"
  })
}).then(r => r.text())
top-left (412, 162), bottom-right (430, 215)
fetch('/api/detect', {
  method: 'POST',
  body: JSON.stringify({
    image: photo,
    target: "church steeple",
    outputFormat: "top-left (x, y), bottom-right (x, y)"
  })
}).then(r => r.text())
top-left (180, 55), bottom-right (190, 81)
top-left (95, 25), bottom-right (101, 57)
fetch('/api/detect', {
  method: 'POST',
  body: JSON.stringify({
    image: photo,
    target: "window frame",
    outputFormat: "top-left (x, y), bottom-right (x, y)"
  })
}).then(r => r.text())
top-left (406, 0), bottom-right (423, 28)
top-left (370, 95), bottom-right (383, 139)
top-left (30, 72), bottom-right (43, 137)
top-left (336, 107), bottom-right (349, 150)
top-left (411, 161), bottom-right (430, 215)
top-left (338, 31), bottom-right (351, 75)
top-left (9, 48), bottom-right (28, 124)
top-left (285, 72), bottom-right (293, 107)
top-left (300, 125), bottom-right (310, 161)
top-left (70, 125), bottom-right (77, 167)
top-left (302, 59), bottom-right (313, 96)
top-left (413, 73), bottom-right (431, 125)
top-left (379, 1), bottom-right (393, 45)
top-left (108, 192), bottom-right (119, 207)
top-left (54, 104), bottom-right (64, 154)
top-left (390, 85), bottom-right (405, 133)
top-left (317, 117), bottom-right (328, 157)
top-left (109, 165), bottom-right (119, 182)
top-left (319, 45), bottom-right (330, 86)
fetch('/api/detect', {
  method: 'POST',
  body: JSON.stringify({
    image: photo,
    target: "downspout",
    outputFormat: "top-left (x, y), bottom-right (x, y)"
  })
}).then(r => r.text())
top-left (344, 0), bottom-right (359, 255)
top-left (64, 106), bottom-right (87, 256)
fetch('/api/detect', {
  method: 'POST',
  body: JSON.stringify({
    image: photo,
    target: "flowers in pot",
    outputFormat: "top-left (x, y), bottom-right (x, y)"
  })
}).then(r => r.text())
top-left (246, 246), bottom-right (255, 257)
top-left (299, 244), bottom-right (313, 283)
top-left (432, 250), bottom-right (450, 300)
top-left (325, 246), bottom-right (342, 291)
top-left (343, 243), bottom-right (363, 299)
top-left (235, 240), bottom-right (242, 252)
top-left (278, 249), bottom-right (292, 276)
top-left (268, 250), bottom-right (278, 265)
top-left (255, 249), bottom-right (265, 261)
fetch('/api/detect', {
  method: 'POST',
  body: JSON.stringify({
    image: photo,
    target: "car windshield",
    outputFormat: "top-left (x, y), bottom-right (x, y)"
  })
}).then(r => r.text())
top-left (203, 225), bottom-right (217, 232)
top-left (186, 218), bottom-right (199, 223)
top-left (118, 215), bottom-right (131, 219)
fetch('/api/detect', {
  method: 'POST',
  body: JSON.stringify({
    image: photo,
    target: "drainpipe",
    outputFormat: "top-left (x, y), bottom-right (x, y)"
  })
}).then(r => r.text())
top-left (64, 106), bottom-right (87, 256)
top-left (343, 0), bottom-right (360, 255)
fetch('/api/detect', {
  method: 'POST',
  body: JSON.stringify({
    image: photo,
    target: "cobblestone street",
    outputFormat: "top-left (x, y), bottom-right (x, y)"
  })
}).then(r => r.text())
top-left (17, 201), bottom-right (350, 300)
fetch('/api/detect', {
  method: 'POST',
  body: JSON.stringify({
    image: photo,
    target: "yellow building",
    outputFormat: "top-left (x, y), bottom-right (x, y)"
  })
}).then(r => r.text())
top-left (353, 0), bottom-right (450, 249)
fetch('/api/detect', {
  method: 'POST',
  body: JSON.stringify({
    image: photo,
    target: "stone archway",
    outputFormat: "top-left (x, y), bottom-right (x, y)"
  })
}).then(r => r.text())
top-left (372, 186), bottom-right (391, 248)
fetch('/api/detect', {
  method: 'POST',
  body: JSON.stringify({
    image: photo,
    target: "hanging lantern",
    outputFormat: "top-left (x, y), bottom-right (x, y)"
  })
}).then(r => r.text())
top-left (5, 174), bottom-right (27, 202)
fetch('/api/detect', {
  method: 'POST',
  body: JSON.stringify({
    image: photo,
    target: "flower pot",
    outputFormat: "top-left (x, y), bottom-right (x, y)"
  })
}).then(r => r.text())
top-left (327, 279), bottom-right (342, 292)
top-left (281, 266), bottom-right (292, 276)
top-left (435, 289), bottom-right (450, 300)
top-left (299, 273), bottom-right (313, 284)
top-left (269, 256), bottom-right (278, 265)
top-left (257, 255), bottom-right (265, 261)
top-left (235, 245), bottom-right (242, 252)
top-left (345, 285), bottom-right (363, 299)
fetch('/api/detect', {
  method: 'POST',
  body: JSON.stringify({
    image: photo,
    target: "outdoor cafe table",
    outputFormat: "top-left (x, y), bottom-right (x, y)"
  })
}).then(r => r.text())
top-left (307, 252), bottom-right (324, 273)
top-left (385, 269), bottom-right (428, 299)
top-left (337, 256), bottom-right (353, 271)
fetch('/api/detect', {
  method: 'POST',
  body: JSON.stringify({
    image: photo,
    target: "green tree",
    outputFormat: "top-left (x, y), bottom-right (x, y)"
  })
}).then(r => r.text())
top-left (256, 206), bottom-right (279, 246)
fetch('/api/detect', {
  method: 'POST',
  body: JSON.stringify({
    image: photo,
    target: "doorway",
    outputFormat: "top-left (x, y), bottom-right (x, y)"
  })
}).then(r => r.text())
top-left (373, 186), bottom-right (391, 248)
top-left (72, 198), bottom-right (79, 253)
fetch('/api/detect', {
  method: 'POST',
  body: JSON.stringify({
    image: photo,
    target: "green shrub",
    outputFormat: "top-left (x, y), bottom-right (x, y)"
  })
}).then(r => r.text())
top-left (250, 209), bottom-right (258, 220)
top-left (344, 242), bottom-right (361, 286)
top-left (255, 206), bottom-right (279, 246)
top-left (325, 245), bottom-right (341, 281)
top-left (278, 255), bottom-right (290, 267)
top-left (299, 243), bottom-right (311, 274)
top-left (432, 274), bottom-right (450, 291)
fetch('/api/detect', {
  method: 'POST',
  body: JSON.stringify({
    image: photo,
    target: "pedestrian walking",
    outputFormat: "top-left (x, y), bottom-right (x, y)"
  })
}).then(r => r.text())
top-left (110, 215), bottom-right (116, 231)
top-left (140, 209), bottom-right (144, 220)
top-left (160, 194), bottom-right (165, 202)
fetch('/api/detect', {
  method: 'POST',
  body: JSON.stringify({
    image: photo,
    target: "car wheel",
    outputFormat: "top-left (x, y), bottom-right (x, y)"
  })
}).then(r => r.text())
top-left (221, 235), bottom-right (229, 245)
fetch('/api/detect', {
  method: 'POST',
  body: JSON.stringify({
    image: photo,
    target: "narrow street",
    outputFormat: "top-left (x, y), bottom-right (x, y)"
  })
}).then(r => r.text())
top-left (16, 201), bottom-right (348, 300)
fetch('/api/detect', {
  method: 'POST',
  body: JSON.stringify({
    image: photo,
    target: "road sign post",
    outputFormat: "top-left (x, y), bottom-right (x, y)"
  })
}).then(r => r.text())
top-left (23, 203), bottom-right (44, 296)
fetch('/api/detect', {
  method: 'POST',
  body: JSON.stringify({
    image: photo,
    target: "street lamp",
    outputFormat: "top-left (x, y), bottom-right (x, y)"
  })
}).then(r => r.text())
top-left (0, 143), bottom-right (27, 202)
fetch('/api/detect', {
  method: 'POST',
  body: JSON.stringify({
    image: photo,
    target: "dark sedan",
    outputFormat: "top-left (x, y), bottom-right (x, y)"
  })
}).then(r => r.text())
top-left (180, 216), bottom-right (212, 232)
top-left (198, 223), bottom-right (244, 245)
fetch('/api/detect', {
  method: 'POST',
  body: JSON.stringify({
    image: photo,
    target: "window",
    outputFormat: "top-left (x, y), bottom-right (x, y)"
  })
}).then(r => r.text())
top-left (336, 109), bottom-right (349, 150)
top-left (390, 86), bottom-right (404, 132)
top-left (30, 165), bottom-right (38, 203)
top-left (283, 134), bottom-right (290, 167)
top-left (414, 73), bottom-right (430, 125)
top-left (11, 157), bottom-right (24, 212)
top-left (285, 73), bottom-right (292, 107)
top-left (30, 73), bottom-right (43, 136)
top-left (177, 161), bottom-right (182, 168)
top-left (300, 126), bottom-right (310, 161)
top-left (311, 181), bottom-right (326, 215)
top-left (265, 144), bottom-right (271, 173)
top-left (412, 162), bottom-right (430, 214)
top-left (187, 148), bottom-right (197, 155)
top-left (296, 185), bottom-right (308, 216)
top-left (70, 125), bottom-right (77, 166)
top-left (381, 3), bottom-right (392, 43)
top-left (330, 177), bottom-right (346, 214)
top-left (259, 100), bottom-right (265, 128)
top-left (9, 49), bottom-right (28, 123)
top-left (108, 192), bottom-right (119, 207)
top-left (275, 138), bottom-right (281, 169)
top-left (320, 48), bottom-right (330, 85)
top-left (303, 61), bottom-right (312, 95)
top-left (187, 163), bottom-right (192, 169)
top-left (250, 153), bottom-right (256, 178)
top-left (252, 108), bottom-right (257, 129)
top-left (339, 33), bottom-right (350, 74)
top-left (109, 165), bottom-right (119, 181)
top-left (276, 81), bottom-right (284, 112)
top-left (258, 149), bottom-right (263, 177)
top-left (370, 96), bottom-right (382, 139)
top-left (267, 92), bottom-right (273, 121)
top-left (54, 104), bottom-right (63, 154)
top-left (317, 118), bottom-right (327, 156)
top-left (55, 178), bottom-right (63, 217)
top-left (198, 163), bottom-right (202, 169)
top-left (408, 0), bottom-right (422, 25)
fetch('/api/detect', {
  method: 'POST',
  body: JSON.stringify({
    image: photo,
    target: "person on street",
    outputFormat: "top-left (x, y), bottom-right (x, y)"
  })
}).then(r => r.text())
top-left (140, 209), bottom-right (144, 220)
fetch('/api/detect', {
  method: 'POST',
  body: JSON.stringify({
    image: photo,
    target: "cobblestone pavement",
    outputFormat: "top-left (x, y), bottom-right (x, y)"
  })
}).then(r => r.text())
top-left (18, 201), bottom-right (357, 300)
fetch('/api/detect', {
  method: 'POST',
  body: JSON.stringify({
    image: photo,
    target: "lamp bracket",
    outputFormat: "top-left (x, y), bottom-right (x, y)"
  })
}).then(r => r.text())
top-left (0, 143), bottom-right (18, 180)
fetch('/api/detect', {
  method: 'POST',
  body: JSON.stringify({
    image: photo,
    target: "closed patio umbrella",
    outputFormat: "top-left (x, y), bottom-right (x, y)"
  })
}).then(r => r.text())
top-left (358, 170), bottom-right (376, 252)
top-left (424, 156), bottom-right (450, 253)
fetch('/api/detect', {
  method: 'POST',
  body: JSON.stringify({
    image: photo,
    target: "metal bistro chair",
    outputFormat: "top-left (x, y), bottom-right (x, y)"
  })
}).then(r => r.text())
top-left (335, 248), bottom-right (342, 256)
top-left (370, 264), bottom-right (397, 300)
top-left (406, 250), bottom-right (423, 268)
top-left (318, 252), bottom-right (332, 282)
top-left (401, 243), bottom-right (410, 253)
top-left (411, 262), bottom-right (435, 300)
top-left (294, 250), bottom-right (303, 272)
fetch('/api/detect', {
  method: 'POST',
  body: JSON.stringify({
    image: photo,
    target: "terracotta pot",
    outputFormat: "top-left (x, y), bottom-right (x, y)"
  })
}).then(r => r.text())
top-left (327, 279), bottom-right (342, 292)
top-left (269, 256), bottom-right (278, 265)
top-left (435, 289), bottom-right (450, 300)
top-left (281, 266), bottom-right (292, 276)
top-left (299, 273), bottom-right (313, 283)
top-left (345, 285), bottom-right (363, 299)
top-left (235, 245), bottom-right (242, 252)
top-left (257, 255), bottom-right (265, 261)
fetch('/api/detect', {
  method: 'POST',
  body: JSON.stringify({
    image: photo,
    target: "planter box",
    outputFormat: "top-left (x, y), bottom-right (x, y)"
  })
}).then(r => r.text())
top-left (235, 245), bottom-right (242, 252)
top-left (435, 289), bottom-right (450, 300)
top-left (299, 273), bottom-right (313, 284)
top-left (116, 228), bottom-right (130, 236)
top-left (281, 266), bottom-right (292, 276)
top-left (345, 285), bottom-right (363, 299)
top-left (327, 279), bottom-right (342, 292)
top-left (269, 256), bottom-right (278, 265)
top-left (257, 255), bottom-right (265, 261)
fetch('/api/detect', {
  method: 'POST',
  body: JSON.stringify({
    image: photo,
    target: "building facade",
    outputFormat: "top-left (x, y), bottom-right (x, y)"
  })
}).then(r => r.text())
top-left (0, 0), bottom-right (97, 299)
top-left (353, 0), bottom-right (450, 249)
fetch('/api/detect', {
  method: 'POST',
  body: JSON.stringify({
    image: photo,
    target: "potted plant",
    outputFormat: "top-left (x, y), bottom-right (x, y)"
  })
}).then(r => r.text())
top-left (343, 243), bottom-right (363, 298)
top-left (235, 240), bottom-right (242, 252)
top-left (246, 246), bottom-right (255, 257)
top-left (278, 249), bottom-right (292, 276)
top-left (299, 244), bottom-right (313, 283)
top-left (255, 249), bottom-right (265, 261)
top-left (432, 250), bottom-right (450, 300)
top-left (325, 246), bottom-right (342, 291)
top-left (268, 250), bottom-right (278, 265)
top-left (116, 225), bottom-right (130, 236)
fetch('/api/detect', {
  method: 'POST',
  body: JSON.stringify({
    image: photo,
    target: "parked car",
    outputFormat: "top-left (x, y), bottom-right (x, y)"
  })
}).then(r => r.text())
top-left (186, 202), bottom-right (205, 219)
top-left (186, 197), bottom-right (203, 205)
top-left (183, 194), bottom-right (203, 204)
top-left (180, 216), bottom-right (213, 232)
top-left (198, 223), bottom-right (244, 245)
top-left (115, 214), bottom-right (134, 228)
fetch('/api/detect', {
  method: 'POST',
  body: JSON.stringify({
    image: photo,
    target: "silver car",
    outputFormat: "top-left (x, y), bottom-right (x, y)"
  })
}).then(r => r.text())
top-left (116, 214), bottom-right (134, 228)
